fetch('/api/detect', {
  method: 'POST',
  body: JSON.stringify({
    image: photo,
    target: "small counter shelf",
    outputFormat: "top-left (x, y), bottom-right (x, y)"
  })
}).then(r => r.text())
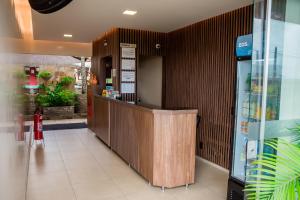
top-left (90, 95), bottom-right (198, 189)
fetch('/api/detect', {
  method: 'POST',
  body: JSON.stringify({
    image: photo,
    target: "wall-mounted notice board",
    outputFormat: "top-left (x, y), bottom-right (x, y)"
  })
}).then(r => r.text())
top-left (121, 83), bottom-right (135, 93)
top-left (121, 59), bottom-right (136, 70)
top-left (121, 48), bottom-right (136, 59)
top-left (120, 43), bottom-right (136, 94)
top-left (121, 71), bottom-right (135, 82)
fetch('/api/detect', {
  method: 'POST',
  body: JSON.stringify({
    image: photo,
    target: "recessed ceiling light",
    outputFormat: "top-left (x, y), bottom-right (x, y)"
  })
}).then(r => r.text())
top-left (64, 34), bottom-right (73, 38)
top-left (123, 10), bottom-right (137, 15)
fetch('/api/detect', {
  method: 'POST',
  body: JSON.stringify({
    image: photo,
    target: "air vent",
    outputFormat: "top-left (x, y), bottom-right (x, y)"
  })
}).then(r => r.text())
top-left (29, 0), bottom-right (73, 14)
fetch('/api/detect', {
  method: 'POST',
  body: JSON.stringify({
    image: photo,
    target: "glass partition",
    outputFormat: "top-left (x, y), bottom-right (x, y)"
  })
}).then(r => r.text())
top-left (0, 2), bottom-right (31, 200)
top-left (246, 0), bottom-right (300, 199)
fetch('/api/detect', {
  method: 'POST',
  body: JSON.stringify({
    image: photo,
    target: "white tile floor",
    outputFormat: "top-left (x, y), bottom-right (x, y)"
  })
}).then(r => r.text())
top-left (27, 129), bottom-right (228, 200)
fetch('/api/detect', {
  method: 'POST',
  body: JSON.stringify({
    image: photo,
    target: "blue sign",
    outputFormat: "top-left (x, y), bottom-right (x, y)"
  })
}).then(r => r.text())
top-left (236, 34), bottom-right (253, 58)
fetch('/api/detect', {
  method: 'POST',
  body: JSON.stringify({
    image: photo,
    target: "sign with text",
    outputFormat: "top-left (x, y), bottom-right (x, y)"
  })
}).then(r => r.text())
top-left (121, 48), bottom-right (136, 58)
top-left (121, 83), bottom-right (135, 94)
top-left (121, 59), bottom-right (135, 70)
top-left (121, 71), bottom-right (135, 82)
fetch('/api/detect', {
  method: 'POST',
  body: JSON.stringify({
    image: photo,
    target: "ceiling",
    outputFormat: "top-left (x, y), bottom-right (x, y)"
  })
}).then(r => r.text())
top-left (32, 0), bottom-right (252, 43)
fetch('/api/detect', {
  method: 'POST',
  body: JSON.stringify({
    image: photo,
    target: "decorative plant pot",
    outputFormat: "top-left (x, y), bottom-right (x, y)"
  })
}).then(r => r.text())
top-left (43, 106), bottom-right (74, 119)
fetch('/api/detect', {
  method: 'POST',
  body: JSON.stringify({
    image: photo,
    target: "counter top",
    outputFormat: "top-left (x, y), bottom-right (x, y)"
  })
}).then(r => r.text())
top-left (94, 94), bottom-right (198, 115)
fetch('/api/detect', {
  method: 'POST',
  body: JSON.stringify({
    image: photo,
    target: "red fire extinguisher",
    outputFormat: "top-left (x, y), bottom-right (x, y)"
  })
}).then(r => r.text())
top-left (34, 108), bottom-right (44, 141)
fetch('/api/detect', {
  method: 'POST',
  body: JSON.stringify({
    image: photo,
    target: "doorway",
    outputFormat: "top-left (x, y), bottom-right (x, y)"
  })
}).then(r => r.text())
top-left (137, 56), bottom-right (163, 107)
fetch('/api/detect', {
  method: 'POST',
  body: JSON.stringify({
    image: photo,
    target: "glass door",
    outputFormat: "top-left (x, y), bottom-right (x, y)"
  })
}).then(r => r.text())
top-left (245, 0), bottom-right (300, 199)
top-left (232, 59), bottom-right (252, 182)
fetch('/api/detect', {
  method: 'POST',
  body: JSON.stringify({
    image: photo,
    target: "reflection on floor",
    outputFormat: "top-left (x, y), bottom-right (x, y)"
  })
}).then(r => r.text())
top-left (27, 129), bottom-right (228, 200)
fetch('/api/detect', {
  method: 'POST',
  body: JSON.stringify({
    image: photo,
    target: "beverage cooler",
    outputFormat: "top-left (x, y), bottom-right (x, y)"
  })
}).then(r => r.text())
top-left (227, 34), bottom-right (281, 199)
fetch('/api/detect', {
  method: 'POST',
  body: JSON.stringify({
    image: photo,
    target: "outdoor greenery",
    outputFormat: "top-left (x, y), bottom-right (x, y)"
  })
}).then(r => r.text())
top-left (36, 76), bottom-right (76, 107)
top-left (38, 70), bottom-right (52, 80)
top-left (245, 124), bottom-right (300, 200)
top-left (60, 76), bottom-right (75, 86)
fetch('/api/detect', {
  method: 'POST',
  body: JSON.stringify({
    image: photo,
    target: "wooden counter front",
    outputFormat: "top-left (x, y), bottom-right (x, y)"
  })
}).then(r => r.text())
top-left (93, 96), bottom-right (110, 146)
top-left (92, 95), bottom-right (197, 188)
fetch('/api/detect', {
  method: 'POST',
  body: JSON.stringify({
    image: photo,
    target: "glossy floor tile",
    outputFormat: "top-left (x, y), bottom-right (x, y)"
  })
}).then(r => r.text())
top-left (27, 128), bottom-right (228, 200)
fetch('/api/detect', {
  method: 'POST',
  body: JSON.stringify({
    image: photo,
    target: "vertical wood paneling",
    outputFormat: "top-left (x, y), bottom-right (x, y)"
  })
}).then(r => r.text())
top-left (93, 96), bottom-right (110, 146)
top-left (92, 28), bottom-right (167, 102)
top-left (165, 6), bottom-right (253, 169)
top-left (119, 28), bottom-right (167, 102)
top-left (91, 28), bottom-right (119, 90)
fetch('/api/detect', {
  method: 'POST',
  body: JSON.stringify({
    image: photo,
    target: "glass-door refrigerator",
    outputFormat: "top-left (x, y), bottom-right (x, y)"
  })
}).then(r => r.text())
top-left (227, 33), bottom-right (282, 200)
top-left (227, 34), bottom-right (258, 200)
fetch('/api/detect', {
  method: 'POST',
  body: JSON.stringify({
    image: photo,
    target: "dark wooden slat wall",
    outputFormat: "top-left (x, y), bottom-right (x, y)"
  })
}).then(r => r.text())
top-left (118, 28), bottom-right (167, 102)
top-left (119, 28), bottom-right (167, 56)
top-left (92, 28), bottom-right (167, 101)
top-left (91, 28), bottom-right (119, 91)
top-left (165, 6), bottom-right (253, 169)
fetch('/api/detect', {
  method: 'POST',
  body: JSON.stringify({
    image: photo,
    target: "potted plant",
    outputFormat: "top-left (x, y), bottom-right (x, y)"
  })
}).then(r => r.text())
top-left (36, 77), bottom-right (77, 119)
top-left (38, 70), bottom-right (52, 85)
top-left (60, 76), bottom-right (75, 90)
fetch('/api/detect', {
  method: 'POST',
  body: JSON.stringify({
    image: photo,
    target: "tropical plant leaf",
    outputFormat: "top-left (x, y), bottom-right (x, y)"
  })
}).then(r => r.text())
top-left (245, 139), bottom-right (300, 200)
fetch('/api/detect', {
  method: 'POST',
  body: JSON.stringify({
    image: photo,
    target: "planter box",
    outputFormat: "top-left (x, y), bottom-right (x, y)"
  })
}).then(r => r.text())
top-left (43, 106), bottom-right (74, 119)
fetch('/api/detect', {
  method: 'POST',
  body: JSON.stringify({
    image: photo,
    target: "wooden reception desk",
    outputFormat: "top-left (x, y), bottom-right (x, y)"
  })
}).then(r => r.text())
top-left (90, 95), bottom-right (197, 189)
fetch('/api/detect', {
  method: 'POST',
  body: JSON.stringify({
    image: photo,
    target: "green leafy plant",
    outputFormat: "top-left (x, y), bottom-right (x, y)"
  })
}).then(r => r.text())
top-left (36, 80), bottom-right (76, 107)
top-left (60, 76), bottom-right (75, 86)
top-left (38, 70), bottom-right (52, 81)
top-left (57, 90), bottom-right (76, 106)
top-left (245, 125), bottom-right (300, 200)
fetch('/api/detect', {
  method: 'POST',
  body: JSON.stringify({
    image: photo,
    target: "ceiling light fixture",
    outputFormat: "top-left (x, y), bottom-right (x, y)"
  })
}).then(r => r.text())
top-left (64, 34), bottom-right (73, 38)
top-left (123, 10), bottom-right (137, 16)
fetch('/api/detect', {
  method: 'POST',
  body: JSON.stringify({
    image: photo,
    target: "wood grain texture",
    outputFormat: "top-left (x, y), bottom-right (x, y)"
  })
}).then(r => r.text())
top-left (153, 112), bottom-right (196, 188)
top-left (87, 86), bottom-right (95, 132)
top-left (165, 6), bottom-right (253, 169)
top-left (119, 28), bottom-right (167, 57)
top-left (119, 28), bottom-right (167, 102)
top-left (93, 96), bottom-right (110, 146)
top-left (108, 98), bottom-right (197, 188)
top-left (110, 100), bottom-right (154, 174)
top-left (92, 28), bottom-right (167, 102)
top-left (91, 28), bottom-right (120, 90)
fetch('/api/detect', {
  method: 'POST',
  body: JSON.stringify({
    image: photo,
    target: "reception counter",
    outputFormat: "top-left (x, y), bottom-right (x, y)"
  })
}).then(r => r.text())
top-left (89, 95), bottom-right (197, 189)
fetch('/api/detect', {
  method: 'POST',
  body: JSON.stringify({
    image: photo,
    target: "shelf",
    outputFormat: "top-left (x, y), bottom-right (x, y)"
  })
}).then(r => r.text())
top-left (251, 77), bottom-right (282, 81)
top-left (243, 91), bottom-right (279, 97)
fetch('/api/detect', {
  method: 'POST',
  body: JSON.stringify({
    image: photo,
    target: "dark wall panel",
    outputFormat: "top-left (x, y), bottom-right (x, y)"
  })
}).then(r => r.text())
top-left (119, 28), bottom-right (167, 57)
top-left (118, 28), bottom-right (167, 102)
top-left (165, 6), bottom-right (253, 168)
top-left (91, 28), bottom-right (119, 91)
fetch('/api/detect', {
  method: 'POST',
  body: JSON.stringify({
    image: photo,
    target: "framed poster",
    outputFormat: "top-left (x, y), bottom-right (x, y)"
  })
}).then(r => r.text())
top-left (121, 83), bottom-right (135, 93)
top-left (121, 59), bottom-right (135, 70)
top-left (121, 47), bottom-right (136, 58)
top-left (121, 71), bottom-right (135, 82)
